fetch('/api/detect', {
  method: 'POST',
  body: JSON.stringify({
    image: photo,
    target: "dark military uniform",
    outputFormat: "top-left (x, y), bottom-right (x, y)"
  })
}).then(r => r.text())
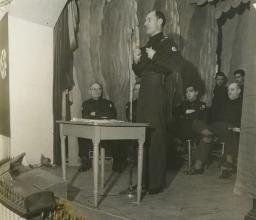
top-left (79, 98), bottom-right (126, 171)
top-left (81, 98), bottom-right (116, 119)
top-left (132, 32), bottom-right (183, 192)
top-left (174, 99), bottom-right (207, 139)
top-left (193, 97), bottom-right (243, 165)
top-left (208, 85), bottom-right (228, 123)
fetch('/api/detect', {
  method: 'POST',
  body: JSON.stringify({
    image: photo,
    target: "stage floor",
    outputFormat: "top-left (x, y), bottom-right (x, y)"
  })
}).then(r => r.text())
top-left (14, 162), bottom-right (251, 220)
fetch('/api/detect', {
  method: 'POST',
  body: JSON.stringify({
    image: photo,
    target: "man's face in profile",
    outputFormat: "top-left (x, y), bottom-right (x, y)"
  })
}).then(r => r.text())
top-left (144, 11), bottom-right (162, 36)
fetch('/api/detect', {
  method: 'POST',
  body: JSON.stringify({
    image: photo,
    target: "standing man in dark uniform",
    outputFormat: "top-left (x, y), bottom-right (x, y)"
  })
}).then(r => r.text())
top-left (132, 10), bottom-right (183, 194)
top-left (78, 82), bottom-right (125, 172)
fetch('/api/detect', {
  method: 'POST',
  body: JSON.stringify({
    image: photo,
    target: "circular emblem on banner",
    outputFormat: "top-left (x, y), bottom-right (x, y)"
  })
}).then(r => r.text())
top-left (0, 48), bottom-right (7, 80)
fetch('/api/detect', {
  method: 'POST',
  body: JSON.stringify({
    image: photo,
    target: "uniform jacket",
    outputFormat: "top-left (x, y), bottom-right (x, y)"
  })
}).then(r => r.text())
top-left (174, 99), bottom-right (207, 122)
top-left (209, 85), bottom-right (228, 123)
top-left (81, 97), bottom-right (116, 119)
top-left (132, 32), bottom-right (182, 76)
top-left (214, 97), bottom-right (243, 127)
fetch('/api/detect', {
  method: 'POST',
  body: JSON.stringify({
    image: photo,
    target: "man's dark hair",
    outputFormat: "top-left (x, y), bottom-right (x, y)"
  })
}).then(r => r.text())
top-left (233, 69), bottom-right (245, 77)
top-left (155, 10), bottom-right (166, 27)
top-left (215, 71), bottom-right (226, 79)
top-left (215, 71), bottom-right (227, 84)
top-left (186, 84), bottom-right (198, 92)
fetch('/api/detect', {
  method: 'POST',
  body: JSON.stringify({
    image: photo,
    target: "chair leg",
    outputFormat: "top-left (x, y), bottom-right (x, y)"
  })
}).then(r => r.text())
top-left (187, 140), bottom-right (192, 170)
top-left (221, 142), bottom-right (225, 157)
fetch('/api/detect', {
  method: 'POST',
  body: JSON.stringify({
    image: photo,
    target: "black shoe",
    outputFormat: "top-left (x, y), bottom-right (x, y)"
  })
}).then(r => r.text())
top-left (148, 187), bottom-right (163, 195)
top-left (219, 169), bottom-right (232, 179)
top-left (184, 167), bottom-right (204, 175)
top-left (78, 166), bottom-right (87, 172)
top-left (79, 159), bottom-right (91, 172)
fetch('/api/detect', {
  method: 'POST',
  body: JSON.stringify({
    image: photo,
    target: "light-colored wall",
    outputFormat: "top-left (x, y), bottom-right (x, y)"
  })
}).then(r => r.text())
top-left (0, 135), bottom-right (10, 160)
top-left (8, 16), bottom-right (54, 164)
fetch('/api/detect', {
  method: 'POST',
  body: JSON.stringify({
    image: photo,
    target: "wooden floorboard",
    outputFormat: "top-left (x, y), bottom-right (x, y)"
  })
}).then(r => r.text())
top-left (67, 162), bottom-right (251, 220)
top-left (14, 162), bottom-right (251, 220)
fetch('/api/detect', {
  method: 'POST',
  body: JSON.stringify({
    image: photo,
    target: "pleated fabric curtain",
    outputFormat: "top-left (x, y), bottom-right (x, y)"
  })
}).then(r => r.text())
top-left (181, 5), bottom-right (218, 105)
top-left (53, 5), bottom-right (73, 165)
top-left (234, 6), bottom-right (256, 198)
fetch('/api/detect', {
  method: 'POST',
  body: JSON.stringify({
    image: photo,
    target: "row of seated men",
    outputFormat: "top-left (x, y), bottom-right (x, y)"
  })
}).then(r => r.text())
top-left (78, 82), bottom-right (140, 172)
top-left (173, 69), bottom-right (245, 178)
top-left (78, 69), bottom-right (245, 179)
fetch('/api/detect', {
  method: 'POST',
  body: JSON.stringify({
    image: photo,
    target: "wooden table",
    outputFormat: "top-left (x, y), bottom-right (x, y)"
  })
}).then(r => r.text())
top-left (57, 120), bottom-right (148, 207)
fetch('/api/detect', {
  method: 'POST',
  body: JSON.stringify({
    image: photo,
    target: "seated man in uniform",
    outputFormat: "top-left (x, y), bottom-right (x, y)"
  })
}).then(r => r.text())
top-left (208, 71), bottom-right (228, 123)
top-left (187, 82), bottom-right (243, 177)
top-left (173, 84), bottom-right (207, 141)
top-left (78, 82), bottom-right (124, 172)
top-left (233, 69), bottom-right (245, 96)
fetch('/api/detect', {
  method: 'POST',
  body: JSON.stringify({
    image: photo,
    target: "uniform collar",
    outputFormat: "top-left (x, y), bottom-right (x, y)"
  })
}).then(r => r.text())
top-left (229, 96), bottom-right (242, 103)
top-left (149, 32), bottom-right (164, 42)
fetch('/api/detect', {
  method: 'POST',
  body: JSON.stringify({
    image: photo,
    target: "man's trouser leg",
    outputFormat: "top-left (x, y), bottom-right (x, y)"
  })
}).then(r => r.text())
top-left (78, 138), bottom-right (91, 170)
top-left (194, 139), bottom-right (213, 166)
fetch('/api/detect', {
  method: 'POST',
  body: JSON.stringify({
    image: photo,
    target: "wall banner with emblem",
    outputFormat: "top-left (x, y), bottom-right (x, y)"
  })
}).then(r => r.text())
top-left (0, 14), bottom-right (10, 136)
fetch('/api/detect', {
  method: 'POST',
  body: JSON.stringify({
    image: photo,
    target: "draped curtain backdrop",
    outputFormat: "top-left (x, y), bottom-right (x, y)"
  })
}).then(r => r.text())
top-left (53, 5), bottom-right (74, 164)
top-left (74, 0), bottom-right (218, 122)
top-left (181, 4), bottom-right (217, 105)
top-left (74, 0), bottom-right (138, 120)
top-left (219, 3), bottom-right (250, 80)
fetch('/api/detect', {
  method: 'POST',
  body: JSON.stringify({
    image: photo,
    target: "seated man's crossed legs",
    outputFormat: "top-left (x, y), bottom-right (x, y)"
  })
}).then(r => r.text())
top-left (186, 120), bottom-right (232, 175)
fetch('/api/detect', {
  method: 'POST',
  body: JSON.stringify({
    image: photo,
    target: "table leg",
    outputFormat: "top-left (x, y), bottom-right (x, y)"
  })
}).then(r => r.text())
top-left (100, 147), bottom-right (105, 189)
top-left (92, 138), bottom-right (100, 207)
top-left (137, 139), bottom-right (144, 204)
top-left (60, 126), bottom-right (66, 182)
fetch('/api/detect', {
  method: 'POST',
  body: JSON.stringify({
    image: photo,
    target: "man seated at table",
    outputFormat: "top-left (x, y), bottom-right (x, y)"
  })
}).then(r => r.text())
top-left (78, 82), bottom-right (126, 172)
top-left (187, 82), bottom-right (243, 177)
